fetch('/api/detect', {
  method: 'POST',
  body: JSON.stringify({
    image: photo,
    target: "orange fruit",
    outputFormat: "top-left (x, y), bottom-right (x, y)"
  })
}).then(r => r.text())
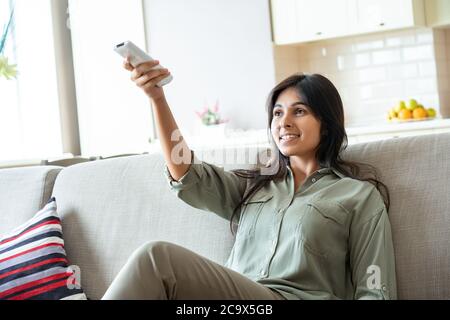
top-left (412, 107), bottom-right (428, 119)
top-left (398, 109), bottom-right (412, 120)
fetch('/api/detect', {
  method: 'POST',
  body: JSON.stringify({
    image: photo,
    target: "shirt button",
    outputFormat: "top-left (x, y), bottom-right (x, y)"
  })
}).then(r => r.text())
top-left (382, 285), bottom-right (387, 291)
top-left (312, 178), bottom-right (317, 183)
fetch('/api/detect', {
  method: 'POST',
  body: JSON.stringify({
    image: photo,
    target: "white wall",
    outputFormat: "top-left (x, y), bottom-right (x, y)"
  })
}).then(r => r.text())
top-left (143, 0), bottom-right (276, 136)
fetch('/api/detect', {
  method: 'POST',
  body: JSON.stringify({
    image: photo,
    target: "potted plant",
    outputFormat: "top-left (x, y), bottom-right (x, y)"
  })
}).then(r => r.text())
top-left (0, 8), bottom-right (17, 80)
top-left (195, 100), bottom-right (229, 138)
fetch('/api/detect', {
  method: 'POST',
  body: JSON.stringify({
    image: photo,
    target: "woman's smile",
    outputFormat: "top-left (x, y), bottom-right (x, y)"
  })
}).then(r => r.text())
top-left (280, 134), bottom-right (301, 144)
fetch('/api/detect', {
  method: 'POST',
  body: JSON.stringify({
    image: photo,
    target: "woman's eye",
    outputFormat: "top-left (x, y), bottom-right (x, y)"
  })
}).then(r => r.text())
top-left (273, 110), bottom-right (281, 117)
top-left (296, 109), bottom-right (305, 115)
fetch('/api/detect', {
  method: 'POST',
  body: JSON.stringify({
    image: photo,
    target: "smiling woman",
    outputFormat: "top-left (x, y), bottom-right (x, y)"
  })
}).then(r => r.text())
top-left (103, 66), bottom-right (397, 300)
top-left (231, 73), bottom-right (390, 222)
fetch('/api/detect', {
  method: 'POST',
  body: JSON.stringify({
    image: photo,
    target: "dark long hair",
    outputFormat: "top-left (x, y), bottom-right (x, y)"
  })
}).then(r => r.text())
top-left (229, 73), bottom-right (390, 234)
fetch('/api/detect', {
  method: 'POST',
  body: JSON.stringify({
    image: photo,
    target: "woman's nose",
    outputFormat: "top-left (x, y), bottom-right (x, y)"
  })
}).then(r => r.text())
top-left (279, 114), bottom-right (292, 128)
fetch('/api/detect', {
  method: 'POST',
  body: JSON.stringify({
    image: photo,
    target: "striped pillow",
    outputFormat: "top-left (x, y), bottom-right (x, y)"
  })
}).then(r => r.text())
top-left (0, 198), bottom-right (87, 300)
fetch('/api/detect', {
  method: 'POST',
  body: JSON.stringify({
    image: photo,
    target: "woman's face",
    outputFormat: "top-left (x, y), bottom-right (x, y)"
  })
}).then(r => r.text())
top-left (270, 87), bottom-right (322, 159)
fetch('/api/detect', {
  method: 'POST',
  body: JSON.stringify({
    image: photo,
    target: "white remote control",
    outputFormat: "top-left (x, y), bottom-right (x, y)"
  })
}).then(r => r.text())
top-left (114, 40), bottom-right (173, 87)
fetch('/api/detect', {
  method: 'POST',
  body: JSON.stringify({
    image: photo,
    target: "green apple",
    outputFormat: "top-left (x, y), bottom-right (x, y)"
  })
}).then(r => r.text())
top-left (408, 99), bottom-right (418, 111)
top-left (394, 101), bottom-right (406, 113)
top-left (427, 108), bottom-right (437, 118)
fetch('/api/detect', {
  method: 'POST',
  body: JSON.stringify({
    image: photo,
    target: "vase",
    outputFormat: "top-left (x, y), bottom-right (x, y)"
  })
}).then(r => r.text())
top-left (197, 122), bottom-right (228, 141)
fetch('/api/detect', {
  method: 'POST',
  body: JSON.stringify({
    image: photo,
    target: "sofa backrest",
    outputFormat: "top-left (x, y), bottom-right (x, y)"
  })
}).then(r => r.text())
top-left (0, 166), bottom-right (62, 236)
top-left (2, 132), bottom-right (449, 300)
top-left (52, 133), bottom-right (450, 300)
top-left (341, 132), bottom-right (450, 300)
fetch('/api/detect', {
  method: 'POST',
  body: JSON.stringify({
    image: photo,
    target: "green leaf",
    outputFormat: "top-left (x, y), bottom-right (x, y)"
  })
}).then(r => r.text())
top-left (0, 8), bottom-right (14, 54)
top-left (0, 55), bottom-right (17, 79)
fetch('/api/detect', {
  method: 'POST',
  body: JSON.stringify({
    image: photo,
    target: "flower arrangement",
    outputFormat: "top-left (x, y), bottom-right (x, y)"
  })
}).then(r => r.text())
top-left (0, 8), bottom-right (17, 80)
top-left (195, 100), bottom-right (229, 126)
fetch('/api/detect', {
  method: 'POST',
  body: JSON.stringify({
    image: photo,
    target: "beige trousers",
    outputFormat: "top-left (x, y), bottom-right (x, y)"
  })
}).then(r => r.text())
top-left (102, 241), bottom-right (285, 300)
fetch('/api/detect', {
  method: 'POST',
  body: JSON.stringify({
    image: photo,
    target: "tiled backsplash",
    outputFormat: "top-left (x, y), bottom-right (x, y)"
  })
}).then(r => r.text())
top-left (274, 28), bottom-right (450, 127)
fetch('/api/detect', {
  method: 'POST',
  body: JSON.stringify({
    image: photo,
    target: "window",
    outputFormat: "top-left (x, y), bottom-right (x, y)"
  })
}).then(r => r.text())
top-left (68, 0), bottom-right (154, 157)
top-left (0, 0), bottom-right (63, 161)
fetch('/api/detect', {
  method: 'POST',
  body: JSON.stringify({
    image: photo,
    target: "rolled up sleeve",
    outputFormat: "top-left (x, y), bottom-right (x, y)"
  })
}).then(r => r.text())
top-left (164, 150), bottom-right (248, 221)
top-left (349, 205), bottom-right (398, 300)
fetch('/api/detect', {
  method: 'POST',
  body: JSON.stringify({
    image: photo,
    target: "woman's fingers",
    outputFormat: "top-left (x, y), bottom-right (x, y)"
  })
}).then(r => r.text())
top-left (123, 60), bottom-right (133, 71)
top-left (122, 56), bottom-right (134, 71)
top-left (122, 57), bottom-right (169, 93)
top-left (130, 60), bottom-right (160, 81)
top-left (142, 71), bottom-right (171, 89)
top-left (135, 68), bottom-right (170, 87)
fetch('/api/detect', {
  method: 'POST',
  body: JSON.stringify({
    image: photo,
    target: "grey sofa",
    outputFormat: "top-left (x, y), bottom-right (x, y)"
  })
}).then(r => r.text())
top-left (1, 132), bottom-right (449, 300)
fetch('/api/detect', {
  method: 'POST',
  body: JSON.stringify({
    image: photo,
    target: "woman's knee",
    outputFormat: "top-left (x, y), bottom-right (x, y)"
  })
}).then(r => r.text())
top-left (131, 240), bottom-right (175, 262)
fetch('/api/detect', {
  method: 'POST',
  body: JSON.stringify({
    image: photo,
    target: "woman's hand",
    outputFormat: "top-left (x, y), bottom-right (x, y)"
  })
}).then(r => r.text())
top-left (123, 57), bottom-right (171, 102)
top-left (123, 58), bottom-right (191, 181)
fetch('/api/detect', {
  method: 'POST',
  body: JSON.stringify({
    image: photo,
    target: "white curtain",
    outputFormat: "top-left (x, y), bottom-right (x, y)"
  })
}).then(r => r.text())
top-left (68, 0), bottom-right (154, 157)
top-left (0, 0), bottom-right (63, 161)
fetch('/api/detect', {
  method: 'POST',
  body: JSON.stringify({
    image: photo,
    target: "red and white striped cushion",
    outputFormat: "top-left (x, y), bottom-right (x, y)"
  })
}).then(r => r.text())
top-left (0, 198), bottom-right (87, 300)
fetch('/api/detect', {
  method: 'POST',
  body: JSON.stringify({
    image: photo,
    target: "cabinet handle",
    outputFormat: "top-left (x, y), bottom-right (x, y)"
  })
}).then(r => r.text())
top-left (379, 22), bottom-right (385, 27)
top-left (316, 31), bottom-right (322, 36)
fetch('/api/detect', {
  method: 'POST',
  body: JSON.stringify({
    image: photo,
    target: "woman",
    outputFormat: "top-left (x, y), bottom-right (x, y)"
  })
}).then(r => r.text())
top-left (102, 58), bottom-right (397, 300)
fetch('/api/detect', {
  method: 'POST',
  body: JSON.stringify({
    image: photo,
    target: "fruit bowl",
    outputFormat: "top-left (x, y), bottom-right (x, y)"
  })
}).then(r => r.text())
top-left (388, 117), bottom-right (436, 123)
top-left (386, 99), bottom-right (437, 123)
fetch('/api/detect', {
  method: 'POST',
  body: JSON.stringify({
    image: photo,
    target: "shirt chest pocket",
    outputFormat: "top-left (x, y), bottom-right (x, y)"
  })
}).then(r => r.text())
top-left (237, 193), bottom-right (273, 239)
top-left (297, 199), bottom-right (348, 258)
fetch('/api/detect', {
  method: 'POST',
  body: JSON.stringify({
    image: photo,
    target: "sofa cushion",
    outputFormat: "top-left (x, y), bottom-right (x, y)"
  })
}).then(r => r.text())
top-left (0, 166), bottom-right (62, 237)
top-left (0, 198), bottom-right (87, 300)
top-left (342, 132), bottom-right (450, 299)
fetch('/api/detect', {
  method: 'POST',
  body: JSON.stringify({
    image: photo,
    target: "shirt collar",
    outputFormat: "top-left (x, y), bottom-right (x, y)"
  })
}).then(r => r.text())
top-left (317, 167), bottom-right (346, 179)
top-left (287, 166), bottom-right (346, 179)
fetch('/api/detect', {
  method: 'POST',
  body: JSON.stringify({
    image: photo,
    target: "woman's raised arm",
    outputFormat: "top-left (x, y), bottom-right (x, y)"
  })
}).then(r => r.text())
top-left (123, 58), bottom-right (191, 181)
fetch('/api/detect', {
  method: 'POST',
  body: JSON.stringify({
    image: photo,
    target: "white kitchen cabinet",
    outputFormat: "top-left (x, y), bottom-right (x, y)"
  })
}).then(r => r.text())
top-left (350, 0), bottom-right (425, 34)
top-left (271, 0), bottom-right (425, 45)
top-left (271, 0), bottom-right (351, 44)
top-left (271, 0), bottom-right (299, 45)
top-left (425, 0), bottom-right (450, 27)
top-left (296, 0), bottom-right (352, 41)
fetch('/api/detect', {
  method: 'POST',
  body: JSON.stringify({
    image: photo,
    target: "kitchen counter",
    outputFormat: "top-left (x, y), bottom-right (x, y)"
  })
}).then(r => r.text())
top-left (346, 118), bottom-right (450, 136)
top-left (345, 118), bottom-right (450, 144)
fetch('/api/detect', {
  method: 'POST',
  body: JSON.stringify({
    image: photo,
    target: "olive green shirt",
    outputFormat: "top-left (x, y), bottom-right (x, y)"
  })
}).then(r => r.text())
top-left (164, 152), bottom-right (397, 300)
